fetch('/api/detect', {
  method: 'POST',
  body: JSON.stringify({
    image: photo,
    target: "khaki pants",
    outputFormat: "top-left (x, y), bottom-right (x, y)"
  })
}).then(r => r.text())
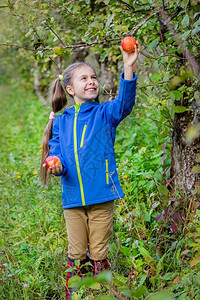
top-left (64, 201), bottom-right (114, 261)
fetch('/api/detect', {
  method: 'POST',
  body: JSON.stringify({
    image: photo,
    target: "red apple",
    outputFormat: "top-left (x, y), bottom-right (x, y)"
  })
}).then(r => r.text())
top-left (121, 36), bottom-right (137, 53)
top-left (45, 156), bottom-right (61, 168)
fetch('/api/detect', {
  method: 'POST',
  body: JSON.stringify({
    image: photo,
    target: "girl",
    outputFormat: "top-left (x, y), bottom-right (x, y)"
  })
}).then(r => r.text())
top-left (40, 42), bottom-right (140, 299)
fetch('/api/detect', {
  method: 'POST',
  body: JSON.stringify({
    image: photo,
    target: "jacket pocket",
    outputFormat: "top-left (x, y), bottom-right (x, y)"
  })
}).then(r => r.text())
top-left (80, 124), bottom-right (87, 148)
top-left (105, 158), bottom-right (109, 184)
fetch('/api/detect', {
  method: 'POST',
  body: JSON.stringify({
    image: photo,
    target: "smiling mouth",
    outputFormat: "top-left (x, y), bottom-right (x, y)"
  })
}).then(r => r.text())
top-left (86, 88), bottom-right (97, 92)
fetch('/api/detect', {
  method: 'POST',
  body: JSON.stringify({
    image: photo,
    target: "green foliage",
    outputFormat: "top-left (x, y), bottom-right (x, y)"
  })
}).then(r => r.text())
top-left (0, 84), bottom-right (67, 299)
top-left (1, 0), bottom-right (200, 298)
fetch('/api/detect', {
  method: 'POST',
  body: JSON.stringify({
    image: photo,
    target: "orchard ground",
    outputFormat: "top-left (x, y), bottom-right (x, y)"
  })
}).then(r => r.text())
top-left (0, 81), bottom-right (199, 299)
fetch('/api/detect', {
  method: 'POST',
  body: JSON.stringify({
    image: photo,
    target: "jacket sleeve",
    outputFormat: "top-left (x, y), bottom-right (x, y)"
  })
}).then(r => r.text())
top-left (49, 116), bottom-right (67, 176)
top-left (103, 72), bottom-right (137, 127)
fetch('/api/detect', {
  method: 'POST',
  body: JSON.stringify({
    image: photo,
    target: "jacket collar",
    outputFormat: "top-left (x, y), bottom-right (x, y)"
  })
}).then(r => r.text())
top-left (64, 100), bottom-right (99, 115)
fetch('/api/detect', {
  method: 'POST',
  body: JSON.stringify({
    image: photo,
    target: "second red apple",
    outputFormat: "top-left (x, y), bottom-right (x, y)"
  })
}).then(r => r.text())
top-left (45, 156), bottom-right (61, 168)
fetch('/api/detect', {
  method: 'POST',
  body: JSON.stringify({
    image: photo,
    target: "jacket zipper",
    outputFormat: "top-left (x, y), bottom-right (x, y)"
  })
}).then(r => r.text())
top-left (74, 104), bottom-right (86, 206)
top-left (80, 124), bottom-right (87, 148)
top-left (105, 158), bottom-right (109, 184)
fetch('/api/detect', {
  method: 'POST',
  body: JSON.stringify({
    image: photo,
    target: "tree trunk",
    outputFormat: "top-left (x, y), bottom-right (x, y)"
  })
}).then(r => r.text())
top-left (33, 62), bottom-right (48, 105)
top-left (71, 47), bottom-right (89, 63)
top-left (98, 57), bottom-right (118, 102)
top-left (171, 100), bottom-right (200, 199)
top-left (159, 9), bottom-right (200, 199)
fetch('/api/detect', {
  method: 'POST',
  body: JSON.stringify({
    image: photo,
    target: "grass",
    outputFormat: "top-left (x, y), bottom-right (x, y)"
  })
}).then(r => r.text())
top-left (0, 83), bottom-right (67, 299)
top-left (0, 81), bottom-right (200, 299)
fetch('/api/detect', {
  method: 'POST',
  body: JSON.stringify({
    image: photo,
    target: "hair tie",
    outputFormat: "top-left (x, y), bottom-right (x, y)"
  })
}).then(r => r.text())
top-left (49, 111), bottom-right (55, 120)
top-left (58, 74), bottom-right (64, 81)
top-left (58, 73), bottom-right (68, 98)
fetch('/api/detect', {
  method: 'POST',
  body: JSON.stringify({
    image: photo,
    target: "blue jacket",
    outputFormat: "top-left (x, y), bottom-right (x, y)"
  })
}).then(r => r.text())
top-left (49, 72), bottom-right (137, 209)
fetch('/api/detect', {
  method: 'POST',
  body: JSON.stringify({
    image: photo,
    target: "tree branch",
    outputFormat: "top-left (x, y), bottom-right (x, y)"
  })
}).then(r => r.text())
top-left (116, 0), bottom-right (136, 10)
top-left (1, 42), bottom-right (199, 62)
top-left (19, 0), bottom-right (66, 47)
top-left (141, 50), bottom-right (200, 61)
top-left (160, 9), bottom-right (200, 82)
top-left (0, 8), bottom-right (23, 18)
top-left (0, 43), bottom-right (50, 51)
top-left (0, 12), bottom-right (157, 51)
top-left (3, 7), bottom-right (198, 65)
top-left (0, 7), bottom-right (159, 52)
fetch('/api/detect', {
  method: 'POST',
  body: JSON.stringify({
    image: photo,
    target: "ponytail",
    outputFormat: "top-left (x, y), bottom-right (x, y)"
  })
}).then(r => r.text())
top-left (40, 78), bottom-right (67, 185)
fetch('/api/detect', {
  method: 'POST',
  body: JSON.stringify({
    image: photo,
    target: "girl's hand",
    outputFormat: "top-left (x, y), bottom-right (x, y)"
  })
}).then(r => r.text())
top-left (43, 162), bottom-right (63, 175)
top-left (120, 40), bottom-right (140, 67)
top-left (119, 40), bottom-right (141, 80)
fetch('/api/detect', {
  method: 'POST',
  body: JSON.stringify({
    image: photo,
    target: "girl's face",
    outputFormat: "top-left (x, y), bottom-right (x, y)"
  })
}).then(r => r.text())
top-left (66, 65), bottom-right (99, 103)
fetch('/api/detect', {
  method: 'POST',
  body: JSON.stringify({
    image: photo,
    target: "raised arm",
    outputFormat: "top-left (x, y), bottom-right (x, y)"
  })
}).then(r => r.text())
top-left (102, 40), bottom-right (140, 128)
top-left (120, 39), bottom-right (140, 80)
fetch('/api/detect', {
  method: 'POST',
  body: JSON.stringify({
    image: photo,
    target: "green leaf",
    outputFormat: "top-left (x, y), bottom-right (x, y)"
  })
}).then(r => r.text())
top-left (25, 29), bottom-right (33, 37)
top-left (144, 212), bottom-right (151, 222)
top-left (52, 47), bottom-right (62, 56)
top-left (181, 14), bottom-right (189, 28)
top-left (68, 275), bottom-right (81, 287)
top-left (66, 266), bottom-right (77, 272)
top-left (100, 52), bottom-right (107, 62)
top-left (120, 245), bottom-right (131, 256)
top-left (75, 259), bottom-right (80, 267)
top-left (105, 13), bottom-right (115, 29)
top-left (150, 73), bottom-right (161, 82)
top-left (120, 289), bottom-right (131, 297)
top-left (173, 106), bottom-right (189, 113)
top-left (162, 272), bottom-right (174, 281)
top-left (109, 242), bottom-right (117, 254)
top-left (194, 91), bottom-right (200, 101)
top-left (192, 166), bottom-right (200, 174)
top-left (181, 0), bottom-right (190, 7)
top-left (113, 272), bottom-right (127, 285)
top-left (138, 246), bottom-right (153, 261)
top-left (115, 25), bottom-right (129, 32)
top-left (91, 22), bottom-right (103, 29)
top-left (139, 274), bottom-right (148, 286)
top-left (192, 26), bottom-right (200, 34)
top-left (152, 201), bottom-right (160, 209)
top-left (186, 124), bottom-right (200, 143)
top-left (194, 12), bottom-right (200, 19)
top-left (97, 270), bottom-right (112, 283)
top-left (190, 256), bottom-right (200, 267)
top-left (148, 38), bottom-right (159, 50)
top-left (196, 155), bottom-right (200, 163)
top-left (194, 19), bottom-right (200, 27)
top-left (81, 36), bottom-right (86, 42)
top-left (158, 185), bottom-right (169, 196)
top-left (169, 90), bottom-right (182, 101)
top-left (132, 285), bottom-right (147, 297)
top-left (75, 276), bottom-right (98, 288)
top-left (147, 291), bottom-right (173, 300)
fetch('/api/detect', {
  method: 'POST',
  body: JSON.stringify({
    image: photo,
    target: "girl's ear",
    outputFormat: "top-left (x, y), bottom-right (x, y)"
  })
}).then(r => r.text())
top-left (66, 85), bottom-right (75, 97)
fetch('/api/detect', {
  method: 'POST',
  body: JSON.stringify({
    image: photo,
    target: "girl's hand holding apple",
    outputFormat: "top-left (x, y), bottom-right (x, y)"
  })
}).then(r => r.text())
top-left (120, 36), bottom-right (140, 80)
top-left (43, 156), bottom-right (63, 175)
